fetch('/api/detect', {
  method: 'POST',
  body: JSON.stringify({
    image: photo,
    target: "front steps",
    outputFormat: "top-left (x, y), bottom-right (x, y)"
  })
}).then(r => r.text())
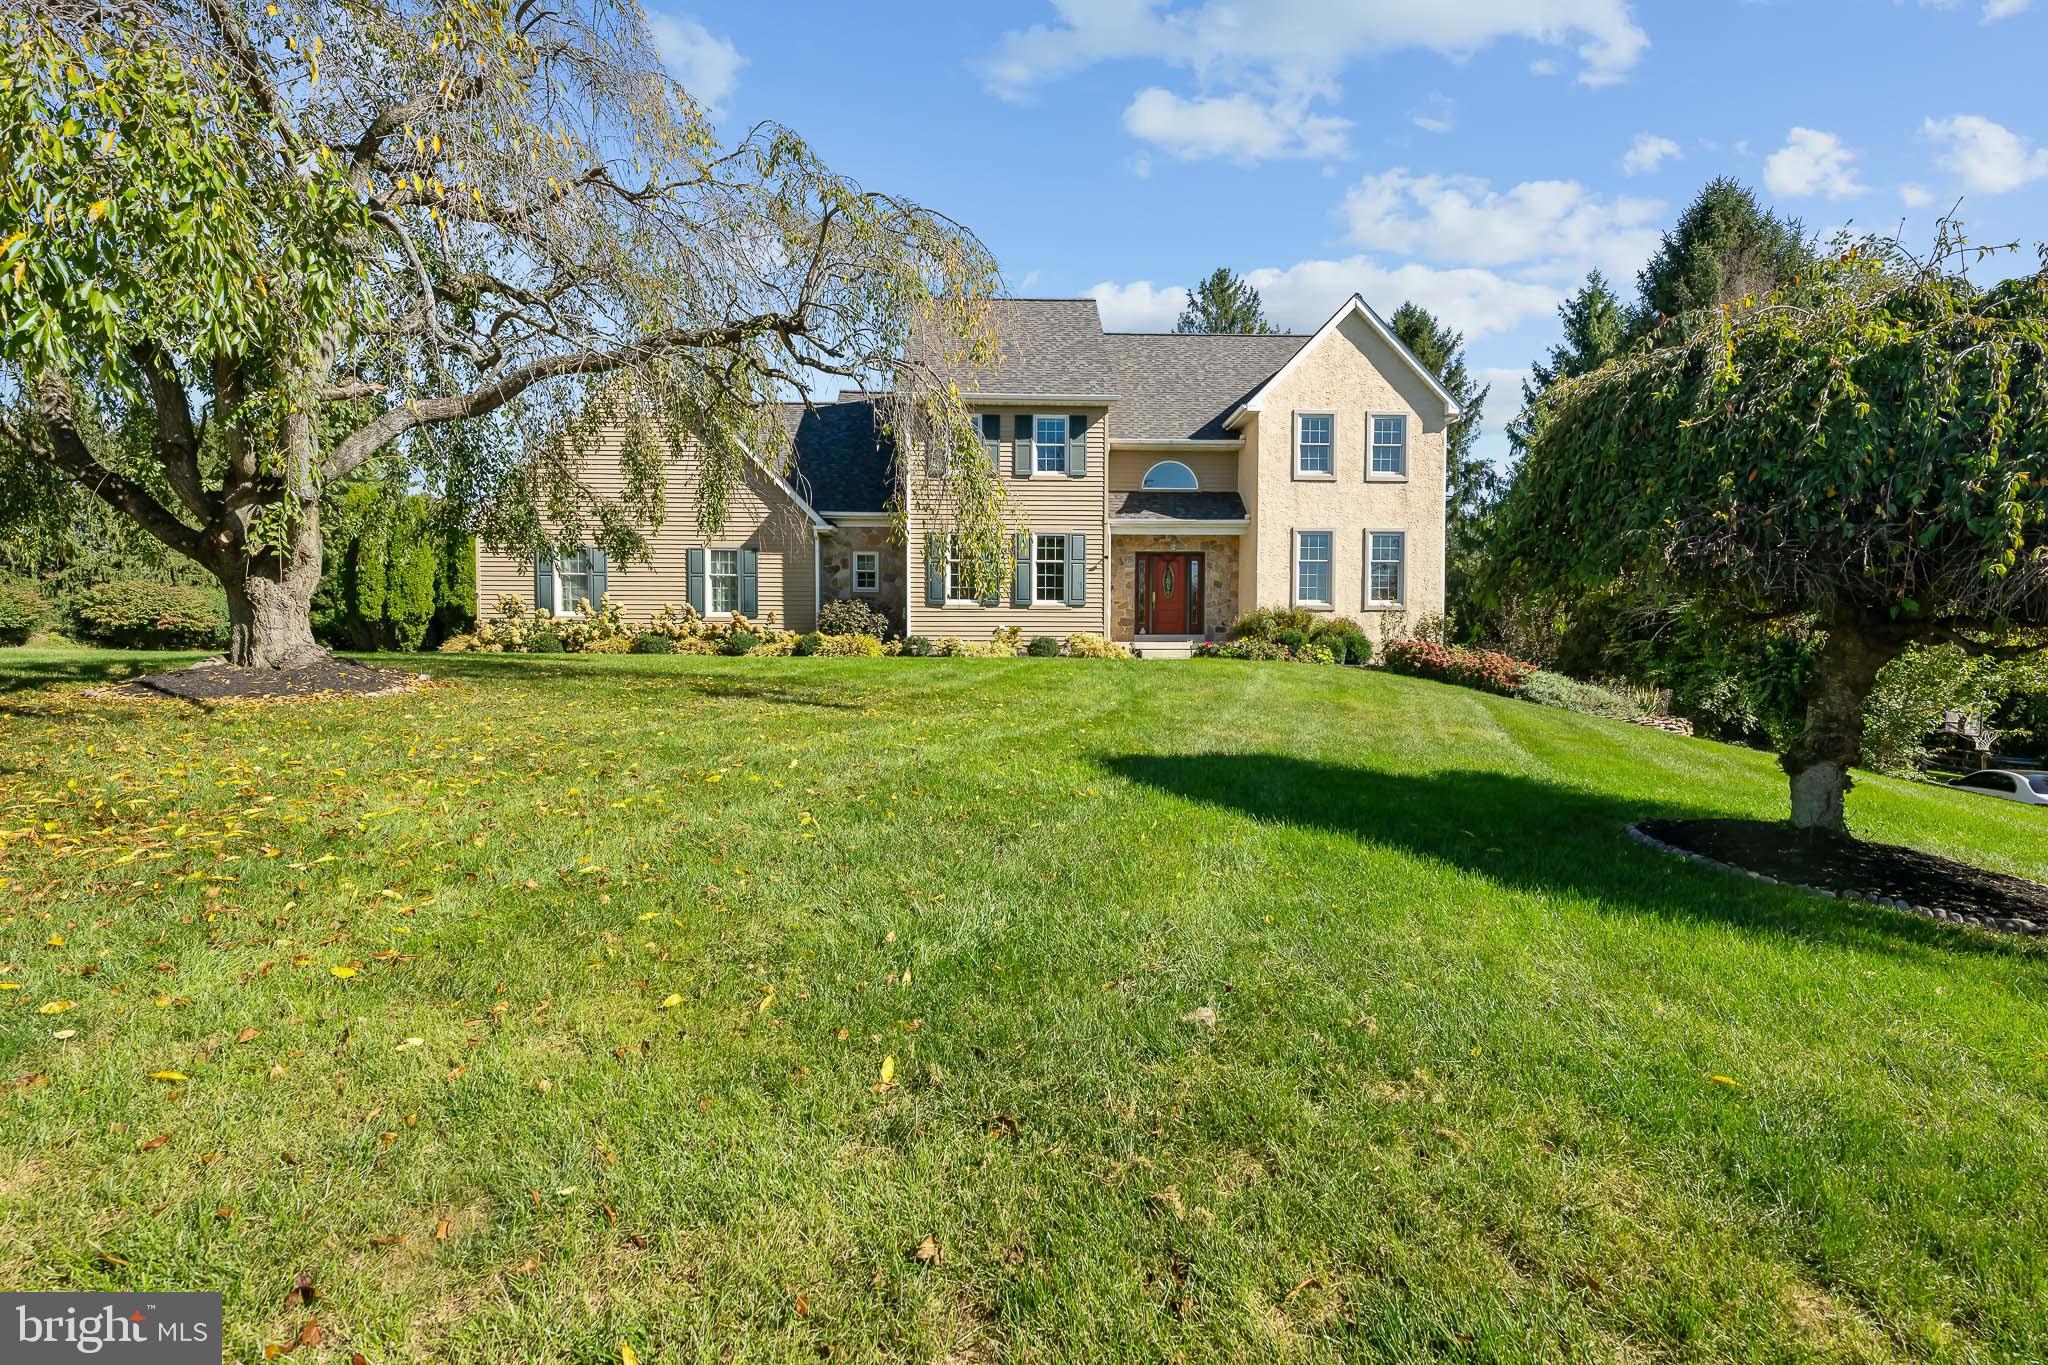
top-left (1130, 637), bottom-right (1199, 660)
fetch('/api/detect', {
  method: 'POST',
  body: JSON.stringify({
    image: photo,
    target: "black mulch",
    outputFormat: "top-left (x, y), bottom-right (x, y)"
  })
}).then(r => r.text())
top-left (109, 655), bottom-right (424, 703)
top-left (1640, 818), bottom-right (2048, 933)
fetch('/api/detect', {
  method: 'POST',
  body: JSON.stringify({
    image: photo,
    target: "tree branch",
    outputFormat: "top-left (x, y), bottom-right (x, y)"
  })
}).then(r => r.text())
top-left (25, 374), bottom-right (205, 561)
top-left (131, 341), bottom-right (210, 520)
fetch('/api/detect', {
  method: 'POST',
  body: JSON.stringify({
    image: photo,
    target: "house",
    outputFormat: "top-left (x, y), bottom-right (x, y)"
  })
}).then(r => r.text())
top-left (475, 294), bottom-right (1458, 651)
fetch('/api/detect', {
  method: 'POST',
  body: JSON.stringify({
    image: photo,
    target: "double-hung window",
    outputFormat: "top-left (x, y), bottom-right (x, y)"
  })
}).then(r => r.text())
top-left (1033, 534), bottom-right (1068, 604)
top-left (1294, 531), bottom-right (1332, 607)
top-left (1034, 415), bottom-right (1069, 474)
top-left (944, 536), bottom-right (968, 601)
top-left (1371, 414), bottom-right (1408, 477)
top-left (1368, 532), bottom-right (1405, 606)
top-left (555, 549), bottom-right (595, 612)
top-left (708, 548), bottom-right (740, 614)
top-left (853, 550), bottom-right (879, 594)
top-left (1296, 413), bottom-right (1334, 476)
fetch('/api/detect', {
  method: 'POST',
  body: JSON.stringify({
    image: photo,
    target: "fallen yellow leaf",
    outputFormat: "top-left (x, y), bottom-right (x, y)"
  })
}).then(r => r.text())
top-left (38, 1000), bottom-right (75, 1015)
top-left (149, 1070), bottom-right (189, 1082)
top-left (330, 966), bottom-right (357, 979)
top-left (620, 1343), bottom-right (640, 1365)
top-left (660, 993), bottom-right (682, 1009)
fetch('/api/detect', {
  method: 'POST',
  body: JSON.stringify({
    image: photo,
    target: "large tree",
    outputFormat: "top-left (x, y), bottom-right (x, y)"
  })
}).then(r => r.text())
top-left (1389, 301), bottom-right (1491, 627)
top-left (1175, 267), bottom-right (1275, 335)
top-left (1632, 177), bottom-right (1812, 333)
top-left (0, 2), bottom-right (1001, 668)
top-left (1497, 231), bottom-right (2048, 834)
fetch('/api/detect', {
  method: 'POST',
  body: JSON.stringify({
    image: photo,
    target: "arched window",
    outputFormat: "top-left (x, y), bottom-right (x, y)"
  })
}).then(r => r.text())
top-left (1141, 460), bottom-right (1199, 490)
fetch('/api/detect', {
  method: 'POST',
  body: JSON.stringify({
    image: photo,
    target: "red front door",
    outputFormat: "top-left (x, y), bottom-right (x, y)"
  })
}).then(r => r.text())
top-left (1139, 553), bottom-right (1203, 635)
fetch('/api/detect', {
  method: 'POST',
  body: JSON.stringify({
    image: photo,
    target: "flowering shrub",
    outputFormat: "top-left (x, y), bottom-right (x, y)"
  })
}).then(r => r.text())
top-left (818, 633), bottom-right (885, 657)
top-left (1382, 639), bottom-right (1535, 695)
top-left (1065, 632), bottom-right (1132, 660)
top-left (817, 597), bottom-right (893, 639)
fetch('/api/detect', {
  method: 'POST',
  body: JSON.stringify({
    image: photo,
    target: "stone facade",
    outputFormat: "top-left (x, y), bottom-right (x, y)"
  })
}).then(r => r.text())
top-left (819, 525), bottom-right (907, 635)
top-left (1110, 534), bottom-right (1242, 641)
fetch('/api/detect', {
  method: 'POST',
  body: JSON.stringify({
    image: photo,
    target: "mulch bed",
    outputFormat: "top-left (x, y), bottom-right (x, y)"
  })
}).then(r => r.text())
top-left (1633, 818), bottom-right (2048, 935)
top-left (106, 655), bottom-right (425, 703)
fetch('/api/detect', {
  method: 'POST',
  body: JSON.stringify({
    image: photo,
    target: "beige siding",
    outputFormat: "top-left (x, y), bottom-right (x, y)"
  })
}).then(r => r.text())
top-left (475, 438), bottom-right (821, 631)
top-left (1106, 447), bottom-right (1239, 492)
top-left (904, 404), bottom-right (1112, 641)
top-left (1242, 311), bottom-right (1449, 642)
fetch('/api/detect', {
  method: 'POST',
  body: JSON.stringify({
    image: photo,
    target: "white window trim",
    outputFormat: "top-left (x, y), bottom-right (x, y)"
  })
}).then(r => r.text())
top-left (1139, 460), bottom-right (1200, 491)
top-left (1291, 528), bottom-right (1335, 610)
top-left (1368, 411), bottom-right (1410, 481)
top-left (549, 549), bottom-right (596, 617)
top-left (852, 550), bottom-right (880, 594)
top-left (1365, 528), bottom-right (1406, 610)
top-left (706, 547), bottom-right (741, 619)
top-left (1034, 415), bottom-right (1070, 476)
top-left (941, 534), bottom-right (978, 605)
top-left (1030, 532), bottom-right (1069, 606)
top-left (1294, 412), bottom-right (1337, 481)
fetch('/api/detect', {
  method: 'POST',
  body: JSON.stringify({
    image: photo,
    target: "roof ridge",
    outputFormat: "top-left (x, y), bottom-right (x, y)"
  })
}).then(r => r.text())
top-left (1100, 330), bottom-right (1311, 339)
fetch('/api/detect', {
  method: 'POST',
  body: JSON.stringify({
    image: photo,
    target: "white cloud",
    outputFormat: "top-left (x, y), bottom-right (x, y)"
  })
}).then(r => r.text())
top-left (1089, 280), bottom-right (1189, 332)
top-left (1762, 127), bottom-right (1866, 199)
top-left (1621, 133), bottom-right (1681, 176)
top-left (1339, 169), bottom-right (1663, 282)
top-left (1411, 93), bottom-right (1456, 135)
top-left (1923, 114), bottom-right (2048, 193)
top-left (1981, 0), bottom-right (2031, 20)
top-left (1899, 182), bottom-right (1934, 207)
top-left (1123, 88), bottom-right (1351, 162)
top-left (648, 14), bottom-right (744, 108)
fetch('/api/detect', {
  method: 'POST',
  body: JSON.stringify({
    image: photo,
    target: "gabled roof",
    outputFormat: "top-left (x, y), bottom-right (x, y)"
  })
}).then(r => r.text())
top-left (1102, 331), bottom-right (1309, 441)
top-left (955, 298), bottom-right (1119, 398)
top-left (780, 400), bottom-right (894, 514)
top-left (1224, 294), bottom-right (1462, 428)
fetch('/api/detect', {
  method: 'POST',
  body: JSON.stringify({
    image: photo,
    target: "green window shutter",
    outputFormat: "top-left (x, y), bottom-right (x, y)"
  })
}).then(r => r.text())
top-left (1012, 414), bottom-right (1034, 478)
top-left (1067, 415), bottom-right (1088, 478)
top-left (1012, 532), bottom-right (1032, 606)
top-left (534, 555), bottom-right (555, 613)
top-left (1065, 533), bottom-right (1087, 607)
top-left (686, 547), bottom-right (706, 614)
top-left (982, 414), bottom-right (1003, 472)
top-left (925, 535), bottom-right (945, 607)
top-left (738, 548), bottom-right (759, 617)
top-left (589, 549), bottom-right (608, 604)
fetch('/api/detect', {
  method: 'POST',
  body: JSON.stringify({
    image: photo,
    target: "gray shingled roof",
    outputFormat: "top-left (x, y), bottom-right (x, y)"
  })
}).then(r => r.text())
top-left (1101, 332), bottom-right (1309, 441)
top-left (1109, 491), bottom-right (1249, 522)
top-left (964, 298), bottom-right (1119, 396)
top-left (780, 401), bottom-right (893, 513)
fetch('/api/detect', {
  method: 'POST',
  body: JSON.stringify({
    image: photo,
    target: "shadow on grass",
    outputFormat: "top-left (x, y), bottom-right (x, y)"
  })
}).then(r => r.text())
top-left (405, 652), bottom-right (870, 712)
top-left (1100, 751), bottom-right (2043, 961)
top-left (0, 652), bottom-right (203, 696)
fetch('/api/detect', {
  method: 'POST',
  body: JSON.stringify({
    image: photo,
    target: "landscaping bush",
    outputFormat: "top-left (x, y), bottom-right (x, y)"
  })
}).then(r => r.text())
top-left (1520, 670), bottom-right (1658, 722)
top-left (436, 632), bottom-right (482, 653)
top-left (794, 631), bottom-right (826, 657)
top-left (527, 631), bottom-right (564, 654)
top-left (818, 633), bottom-right (884, 657)
top-left (1311, 617), bottom-right (1372, 665)
top-left (1229, 606), bottom-right (1319, 642)
top-left (1274, 627), bottom-right (1309, 653)
top-left (629, 633), bottom-right (675, 655)
top-left (901, 634), bottom-right (934, 657)
top-left (0, 582), bottom-right (50, 645)
top-left (1065, 632), bottom-right (1132, 660)
top-left (1382, 639), bottom-right (1535, 696)
top-left (65, 579), bottom-right (228, 649)
top-left (1027, 635), bottom-right (1062, 657)
top-left (1197, 638), bottom-right (1291, 662)
top-left (722, 631), bottom-right (761, 657)
top-left (817, 597), bottom-right (893, 639)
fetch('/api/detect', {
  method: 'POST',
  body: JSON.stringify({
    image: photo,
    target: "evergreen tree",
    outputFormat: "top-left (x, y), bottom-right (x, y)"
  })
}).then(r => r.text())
top-left (1632, 177), bottom-right (1812, 332)
top-left (1175, 268), bottom-right (1276, 335)
top-left (1389, 302), bottom-right (1493, 633)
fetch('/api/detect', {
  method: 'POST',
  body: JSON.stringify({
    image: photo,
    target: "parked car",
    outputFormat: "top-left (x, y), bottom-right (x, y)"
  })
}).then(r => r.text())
top-left (1946, 769), bottom-right (2048, 806)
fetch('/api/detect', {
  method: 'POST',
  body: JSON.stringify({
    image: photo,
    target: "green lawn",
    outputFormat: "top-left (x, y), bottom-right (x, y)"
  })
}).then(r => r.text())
top-left (2, 647), bottom-right (2044, 1363)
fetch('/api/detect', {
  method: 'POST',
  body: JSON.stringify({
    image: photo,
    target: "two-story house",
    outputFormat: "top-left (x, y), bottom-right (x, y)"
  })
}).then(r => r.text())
top-left (474, 294), bottom-right (1458, 651)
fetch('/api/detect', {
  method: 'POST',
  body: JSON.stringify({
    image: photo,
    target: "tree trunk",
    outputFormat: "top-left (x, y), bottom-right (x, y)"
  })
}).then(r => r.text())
top-left (1781, 619), bottom-right (1910, 835)
top-left (216, 504), bottom-right (327, 670)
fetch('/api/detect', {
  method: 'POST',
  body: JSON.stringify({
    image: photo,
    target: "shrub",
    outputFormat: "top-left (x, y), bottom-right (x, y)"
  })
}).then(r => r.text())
top-left (1027, 635), bottom-right (1062, 658)
top-left (722, 631), bottom-right (761, 657)
top-left (1229, 606), bottom-right (1319, 642)
top-left (66, 580), bottom-right (227, 649)
top-left (1198, 638), bottom-right (1291, 662)
top-left (0, 583), bottom-right (50, 645)
top-left (1311, 617), bottom-right (1372, 665)
top-left (527, 631), bottom-right (564, 654)
top-left (629, 633), bottom-right (675, 655)
top-left (1304, 643), bottom-right (1337, 665)
top-left (436, 632), bottom-right (480, 653)
top-left (1065, 632), bottom-right (1132, 660)
top-left (819, 632), bottom-right (884, 657)
top-left (1274, 627), bottom-right (1309, 653)
top-left (1382, 639), bottom-right (1535, 696)
top-left (793, 631), bottom-right (826, 657)
top-left (901, 634), bottom-right (934, 657)
top-left (1520, 670), bottom-right (1658, 722)
top-left (817, 597), bottom-right (893, 639)
top-left (581, 636), bottom-right (633, 654)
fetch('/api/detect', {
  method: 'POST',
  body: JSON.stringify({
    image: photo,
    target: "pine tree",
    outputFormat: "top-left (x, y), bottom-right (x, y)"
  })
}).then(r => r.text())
top-left (1389, 301), bottom-right (1493, 633)
top-left (1175, 268), bottom-right (1277, 335)
top-left (1632, 177), bottom-right (1811, 332)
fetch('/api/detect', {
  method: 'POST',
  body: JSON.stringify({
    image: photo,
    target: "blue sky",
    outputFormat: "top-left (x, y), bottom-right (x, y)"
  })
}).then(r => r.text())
top-left (651, 1), bottom-right (2048, 466)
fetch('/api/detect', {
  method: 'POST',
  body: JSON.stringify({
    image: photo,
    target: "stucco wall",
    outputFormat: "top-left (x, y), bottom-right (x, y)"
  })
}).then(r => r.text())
top-left (1241, 311), bottom-right (1448, 643)
top-left (1110, 534), bottom-right (1243, 641)
top-left (475, 439), bottom-right (821, 632)
top-left (904, 403), bottom-right (1112, 641)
